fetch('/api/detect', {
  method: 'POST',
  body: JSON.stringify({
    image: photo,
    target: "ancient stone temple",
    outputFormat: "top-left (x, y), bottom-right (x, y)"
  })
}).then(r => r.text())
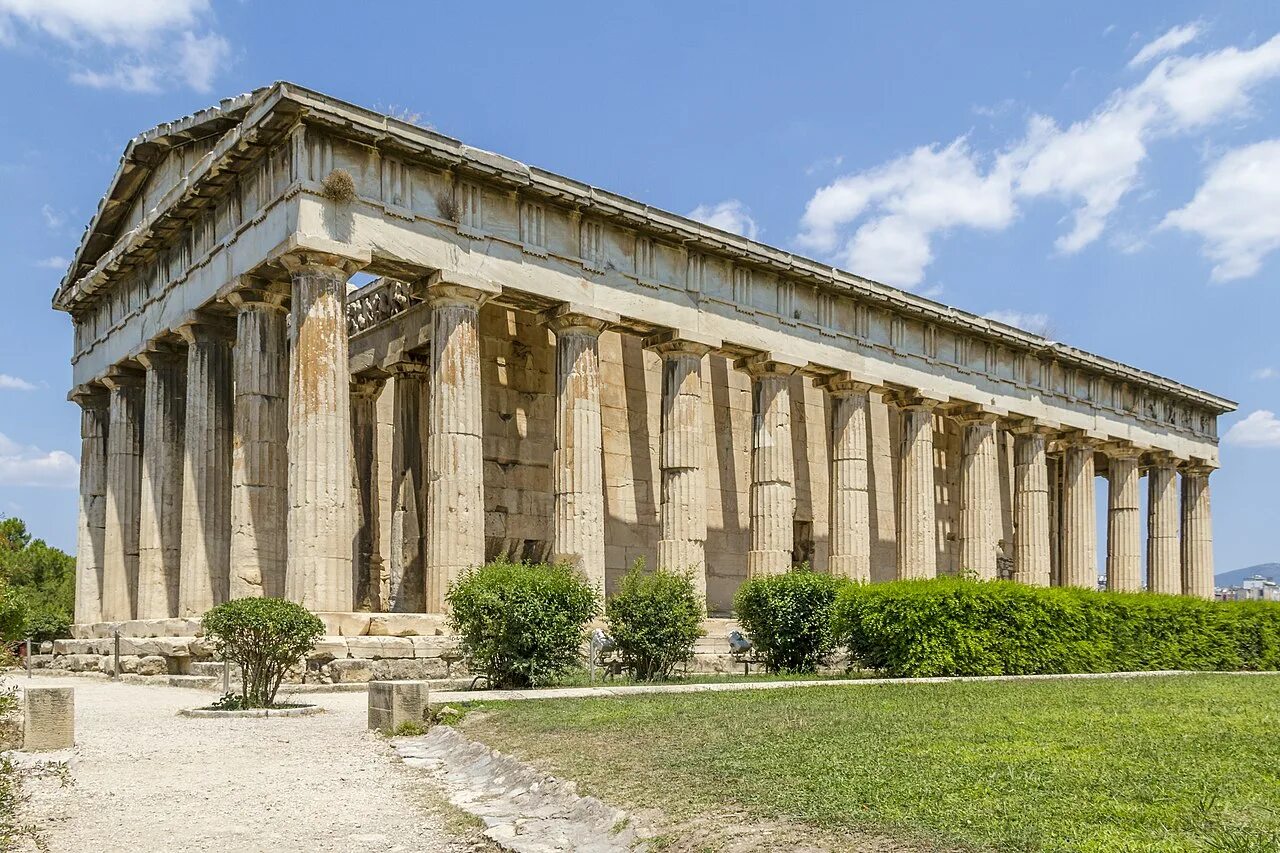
top-left (54, 83), bottom-right (1233, 654)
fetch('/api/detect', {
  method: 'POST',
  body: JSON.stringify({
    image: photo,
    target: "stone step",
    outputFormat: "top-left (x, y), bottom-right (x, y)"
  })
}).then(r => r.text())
top-left (119, 674), bottom-right (219, 690)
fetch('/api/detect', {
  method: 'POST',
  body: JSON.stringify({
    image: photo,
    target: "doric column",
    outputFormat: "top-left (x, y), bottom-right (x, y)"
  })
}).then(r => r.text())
top-left (1059, 435), bottom-right (1099, 589)
top-left (887, 391), bottom-right (941, 580)
top-left (1011, 423), bottom-right (1052, 586)
top-left (821, 373), bottom-right (875, 583)
top-left (135, 345), bottom-right (186, 619)
top-left (647, 331), bottom-right (717, 596)
top-left (177, 317), bottom-right (234, 616)
top-left (282, 251), bottom-right (364, 612)
top-left (955, 410), bottom-right (1002, 580)
top-left (738, 353), bottom-right (804, 578)
top-left (228, 286), bottom-right (290, 600)
top-left (1103, 444), bottom-right (1142, 593)
top-left (545, 304), bottom-right (617, 591)
top-left (101, 365), bottom-right (145, 622)
top-left (350, 376), bottom-right (386, 612)
top-left (387, 356), bottom-right (428, 613)
top-left (1146, 454), bottom-right (1180, 595)
top-left (71, 386), bottom-right (109, 625)
top-left (423, 272), bottom-right (500, 612)
top-left (1181, 463), bottom-right (1215, 600)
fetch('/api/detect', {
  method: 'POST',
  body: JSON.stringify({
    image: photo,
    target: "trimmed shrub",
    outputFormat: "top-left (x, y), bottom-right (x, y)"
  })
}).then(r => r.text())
top-left (833, 577), bottom-right (1280, 677)
top-left (448, 560), bottom-right (599, 688)
top-left (202, 598), bottom-right (324, 708)
top-left (734, 567), bottom-right (850, 672)
top-left (22, 608), bottom-right (70, 645)
top-left (606, 561), bottom-right (704, 681)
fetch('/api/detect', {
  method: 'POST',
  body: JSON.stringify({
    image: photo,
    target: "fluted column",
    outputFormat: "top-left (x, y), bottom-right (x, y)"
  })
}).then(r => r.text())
top-left (546, 305), bottom-right (617, 591)
top-left (647, 332), bottom-right (717, 596)
top-left (178, 317), bottom-right (234, 616)
top-left (101, 366), bottom-right (145, 621)
top-left (388, 357), bottom-right (428, 613)
top-left (1104, 445), bottom-right (1142, 593)
top-left (135, 346), bottom-right (186, 619)
top-left (822, 374), bottom-right (874, 583)
top-left (1146, 455), bottom-right (1180, 595)
top-left (283, 252), bottom-right (363, 612)
top-left (956, 411), bottom-right (1001, 580)
top-left (228, 287), bottom-right (289, 600)
top-left (888, 392), bottom-right (940, 580)
top-left (1181, 464), bottom-right (1215, 600)
top-left (1011, 424), bottom-right (1052, 586)
top-left (71, 386), bottom-right (109, 625)
top-left (424, 273), bottom-right (499, 612)
top-left (350, 376), bottom-right (385, 611)
top-left (1059, 437), bottom-right (1098, 589)
top-left (739, 353), bottom-right (803, 578)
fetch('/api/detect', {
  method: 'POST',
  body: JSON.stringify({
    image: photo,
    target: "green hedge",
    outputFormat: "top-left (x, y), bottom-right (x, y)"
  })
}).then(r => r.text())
top-left (833, 577), bottom-right (1280, 677)
top-left (606, 562), bottom-right (704, 681)
top-left (734, 567), bottom-right (849, 672)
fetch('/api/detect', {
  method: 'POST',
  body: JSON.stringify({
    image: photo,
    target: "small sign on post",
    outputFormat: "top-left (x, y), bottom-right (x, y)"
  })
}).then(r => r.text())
top-left (25, 636), bottom-right (33, 679)
top-left (112, 628), bottom-right (121, 681)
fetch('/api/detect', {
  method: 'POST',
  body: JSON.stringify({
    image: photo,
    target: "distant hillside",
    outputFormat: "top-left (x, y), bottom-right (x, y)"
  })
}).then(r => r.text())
top-left (1216, 563), bottom-right (1280, 588)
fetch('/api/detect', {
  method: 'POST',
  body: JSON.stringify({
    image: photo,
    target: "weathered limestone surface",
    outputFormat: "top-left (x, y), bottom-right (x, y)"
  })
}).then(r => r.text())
top-left (1059, 439), bottom-right (1098, 589)
top-left (136, 347), bottom-right (186, 619)
top-left (956, 412), bottom-right (1001, 580)
top-left (892, 395), bottom-right (940, 580)
top-left (388, 357), bottom-right (429, 613)
top-left (367, 680), bottom-right (428, 732)
top-left (546, 306), bottom-right (616, 591)
top-left (178, 318), bottom-right (234, 616)
top-left (740, 354), bottom-right (802, 577)
top-left (285, 253), bottom-right (360, 612)
top-left (1105, 447), bottom-right (1142, 593)
top-left (1181, 465), bottom-right (1215, 600)
top-left (1012, 426), bottom-right (1051, 586)
top-left (102, 366), bottom-right (145, 622)
top-left (72, 388), bottom-right (109, 625)
top-left (351, 377), bottom-right (385, 611)
top-left (1147, 458), bottom-right (1181, 595)
top-left (229, 288), bottom-right (289, 600)
top-left (825, 377), bottom-right (873, 582)
top-left (22, 687), bottom-right (75, 752)
top-left (424, 274), bottom-right (498, 612)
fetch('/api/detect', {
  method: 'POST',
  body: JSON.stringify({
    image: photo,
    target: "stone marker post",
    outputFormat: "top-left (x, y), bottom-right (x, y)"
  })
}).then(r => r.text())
top-left (23, 687), bottom-right (75, 752)
top-left (368, 680), bottom-right (429, 733)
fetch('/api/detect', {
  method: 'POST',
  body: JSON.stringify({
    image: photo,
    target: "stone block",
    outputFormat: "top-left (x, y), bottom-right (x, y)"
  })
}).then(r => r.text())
top-left (23, 687), bottom-right (74, 751)
top-left (367, 613), bottom-right (444, 637)
top-left (316, 611), bottom-right (372, 636)
top-left (327, 659), bottom-right (375, 683)
top-left (137, 655), bottom-right (169, 676)
top-left (307, 636), bottom-right (349, 661)
top-left (346, 636), bottom-right (415, 659)
top-left (367, 680), bottom-right (429, 732)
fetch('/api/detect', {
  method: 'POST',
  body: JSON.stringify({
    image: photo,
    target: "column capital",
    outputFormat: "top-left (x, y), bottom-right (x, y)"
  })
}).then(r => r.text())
top-left (945, 403), bottom-right (1005, 425)
top-left (350, 374), bottom-right (387, 399)
top-left (540, 303), bottom-right (618, 336)
top-left (643, 329), bottom-right (720, 358)
top-left (1007, 417), bottom-right (1059, 436)
top-left (177, 314), bottom-right (237, 345)
top-left (734, 351), bottom-right (807, 377)
top-left (1052, 428), bottom-right (1106, 451)
top-left (68, 383), bottom-right (108, 409)
top-left (1179, 460), bottom-right (1218, 476)
top-left (420, 270), bottom-right (501, 308)
top-left (881, 387), bottom-right (946, 410)
top-left (272, 236), bottom-right (371, 278)
top-left (387, 353), bottom-right (431, 377)
top-left (101, 364), bottom-right (145, 390)
top-left (1141, 449), bottom-right (1179, 471)
top-left (227, 281), bottom-right (290, 313)
top-left (1099, 441), bottom-right (1145, 460)
top-left (135, 340), bottom-right (185, 371)
top-left (818, 370), bottom-right (883, 396)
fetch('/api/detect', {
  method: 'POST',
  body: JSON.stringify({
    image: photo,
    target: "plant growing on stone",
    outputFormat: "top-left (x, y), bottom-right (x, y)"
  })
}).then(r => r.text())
top-left (320, 168), bottom-right (357, 203)
top-left (606, 560), bottom-right (704, 681)
top-left (202, 598), bottom-right (324, 709)
top-left (734, 565), bottom-right (849, 673)
top-left (447, 559), bottom-right (599, 689)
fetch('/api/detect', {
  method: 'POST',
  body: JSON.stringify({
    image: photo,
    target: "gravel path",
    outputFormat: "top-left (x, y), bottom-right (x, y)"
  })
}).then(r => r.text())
top-left (20, 677), bottom-right (474, 853)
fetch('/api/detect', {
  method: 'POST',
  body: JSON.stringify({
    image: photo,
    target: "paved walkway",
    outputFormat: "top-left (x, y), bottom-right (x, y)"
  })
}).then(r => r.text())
top-left (17, 677), bottom-right (474, 853)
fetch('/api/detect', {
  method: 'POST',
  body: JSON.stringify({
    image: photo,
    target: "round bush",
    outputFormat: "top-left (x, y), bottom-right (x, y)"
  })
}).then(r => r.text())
top-left (202, 598), bottom-right (324, 708)
top-left (606, 562), bottom-right (704, 681)
top-left (447, 560), bottom-right (599, 688)
top-left (734, 567), bottom-right (850, 672)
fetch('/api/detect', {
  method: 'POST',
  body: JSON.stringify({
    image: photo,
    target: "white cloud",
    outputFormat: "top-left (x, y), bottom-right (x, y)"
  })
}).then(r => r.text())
top-left (1224, 410), bottom-right (1280, 448)
top-left (35, 256), bottom-right (68, 269)
top-left (0, 374), bottom-right (37, 391)
top-left (1130, 23), bottom-right (1203, 67)
top-left (688, 200), bottom-right (760, 240)
top-left (1252, 367), bottom-right (1279, 380)
top-left (0, 432), bottom-right (76, 488)
top-left (983, 310), bottom-right (1052, 336)
top-left (796, 27), bottom-right (1280, 284)
top-left (0, 0), bottom-right (229, 94)
top-left (40, 204), bottom-right (63, 229)
top-left (1160, 139), bottom-right (1280, 281)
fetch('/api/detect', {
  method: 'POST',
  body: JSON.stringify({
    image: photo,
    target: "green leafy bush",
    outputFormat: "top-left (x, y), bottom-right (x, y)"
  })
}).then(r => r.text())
top-left (202, 598), bottom-right (324, 708)
top-left (833, 577), bottom-right (1280, 677)
top-left (448, 560), bottom-right (599, 688)
top-left (734, 566), bottom-right (850, 672)
top-left (22, 608), bottom-right (70, 645)
top-left (606, 561), bottom-right (704, 680)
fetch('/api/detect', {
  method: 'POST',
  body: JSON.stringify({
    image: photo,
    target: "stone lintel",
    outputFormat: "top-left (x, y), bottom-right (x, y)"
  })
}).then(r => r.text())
top-left (643, 329), bottom-right (720, 358)
top-left (68, 383), bottom-right (109, 407)
top-left (270, 235), bottom-right (371, 278)
top-left (101, 363), bottom-right (145, 390)
top-left (540, 303), bottom-right (619, 336)
top-left (734, 351), bottom-right (807, 377)
top-left (421, 270), bottom-right (502, 307)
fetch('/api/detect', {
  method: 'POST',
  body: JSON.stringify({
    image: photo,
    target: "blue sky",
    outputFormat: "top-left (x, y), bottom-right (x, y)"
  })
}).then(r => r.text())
top-left (0, 1), bottom-right (1277, 576)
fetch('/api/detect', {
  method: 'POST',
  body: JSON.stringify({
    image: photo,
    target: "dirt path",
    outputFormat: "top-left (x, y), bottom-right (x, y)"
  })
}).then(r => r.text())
top-left (20, 676), bottom-right (474, 853)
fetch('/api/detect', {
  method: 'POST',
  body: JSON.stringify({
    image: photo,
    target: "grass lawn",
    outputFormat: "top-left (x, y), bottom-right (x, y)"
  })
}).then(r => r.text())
top-left (461, 673), bottom-right (1280, 852)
